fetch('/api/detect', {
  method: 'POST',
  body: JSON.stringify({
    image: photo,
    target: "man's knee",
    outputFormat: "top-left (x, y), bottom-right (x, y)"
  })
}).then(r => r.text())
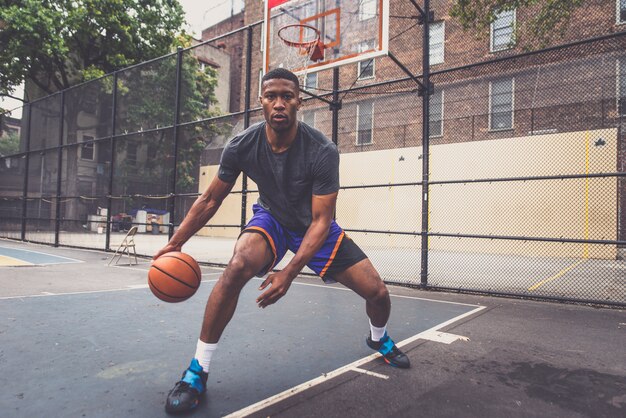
top-left (368, 278), bottom-right (389, 304)
top-left (220, 254), bottom-right (257, 291)
top-left (358, 268), bottom-right (389, 304)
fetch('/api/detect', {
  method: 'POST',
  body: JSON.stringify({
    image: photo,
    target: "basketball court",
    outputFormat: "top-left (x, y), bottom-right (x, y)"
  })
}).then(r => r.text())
top-left (1, 1), bottom-right (625, 417)
top-left (0, 240), bottom-right (482, 417)
top-left (1, 239), bottom-right (624, 418)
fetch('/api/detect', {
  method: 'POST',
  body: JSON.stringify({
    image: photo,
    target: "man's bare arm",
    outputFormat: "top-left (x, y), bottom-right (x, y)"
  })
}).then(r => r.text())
top-left (281, 192), bottom-right (337, 277)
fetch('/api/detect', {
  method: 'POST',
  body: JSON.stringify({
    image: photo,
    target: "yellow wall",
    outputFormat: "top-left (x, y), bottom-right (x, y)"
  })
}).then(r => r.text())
top-left (198, 128), bottom-right (617, 258)
top-left (196, 165), bottom-right (257, 238)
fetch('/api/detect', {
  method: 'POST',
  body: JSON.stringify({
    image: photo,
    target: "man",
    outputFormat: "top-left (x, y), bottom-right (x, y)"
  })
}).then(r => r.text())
top-left (154, 68), bottom-right (410, 414)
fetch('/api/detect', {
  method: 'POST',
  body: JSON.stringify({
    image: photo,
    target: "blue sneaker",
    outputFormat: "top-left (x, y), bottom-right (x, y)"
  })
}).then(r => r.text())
top-left (366, 332), bottom-right (411, 369)
top-left (165, 359), bottom-right (208, 414)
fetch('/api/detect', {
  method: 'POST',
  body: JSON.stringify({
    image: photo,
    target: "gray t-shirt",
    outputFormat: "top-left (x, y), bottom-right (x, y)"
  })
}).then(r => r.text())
top-left (218, 121), bottom-right (340, 231)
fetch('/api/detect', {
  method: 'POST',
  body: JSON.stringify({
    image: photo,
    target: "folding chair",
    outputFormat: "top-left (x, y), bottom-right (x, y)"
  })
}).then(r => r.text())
top-left (108, 226), bottom-right (138, 265)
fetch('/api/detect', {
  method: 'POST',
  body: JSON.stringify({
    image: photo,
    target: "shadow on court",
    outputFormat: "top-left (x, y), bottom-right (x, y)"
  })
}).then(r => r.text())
top-left (0, 240), bottom-right (624, 418)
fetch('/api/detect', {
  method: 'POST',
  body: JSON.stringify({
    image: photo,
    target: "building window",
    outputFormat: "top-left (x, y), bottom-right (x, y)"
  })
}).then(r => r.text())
top-left (301, 110), bottom-right (316, 128)
top-left (429, 90), bottom-right (444, 137)
top-left (6, 127), bottom-right (19, 136)
top-left (258, 69), bottom-right (264, 97)
top-left (429, 21), bottom-right (445, 65)
top-left (491, 9), bottom-right (515, 52)
top-left (617, 56), bottom-right (626, 116)
top-left (489, 78), bottom-right (514, 130)
top-left (359, 0), bottom-right (377, 21)
top-left (304, 72), bottom-right (317, 90)
top-left (79, 132), bottom-right (96, 161)
top-left (357, 42), bottom-right (375, 80)
top-left (356, 100), bottom-right (374, 145)
top-left (126, 143), bottom-right (138, 166)
top-left (148, 145), bottom-right (157, 160)
top-left (619, 0), bottom-right (626, 23)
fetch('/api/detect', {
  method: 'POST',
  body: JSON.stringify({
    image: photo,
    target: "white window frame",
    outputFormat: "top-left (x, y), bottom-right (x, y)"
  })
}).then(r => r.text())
top-left (357, 41), bottom-right (375, 80)
top-left (78, 130), bottom-right (96, 161)
top-left (301, 109), bottom-right (317, 128)
top-left (429, 21), bottom-right (445, 65)
top-left (359, 0), bottom-right (377, 21)
top-left (304, 72), bottom-right (318, 90)
top-left (489, 78), bottom-right (515, 131)
top-left (429, 90), bottom-right (444, 137)
top-left (258, 69), bottom-right (264, 98)
top-left (356, 100), bottom-right (374, 145)
top-left (126, 142), bottom-right (138, 167)
top-left (490, 9), bottom-right (516, 52)
top-left (618, 0), bottom-right (626, 24)
top-left (358, 58), bottom-right (375, 80)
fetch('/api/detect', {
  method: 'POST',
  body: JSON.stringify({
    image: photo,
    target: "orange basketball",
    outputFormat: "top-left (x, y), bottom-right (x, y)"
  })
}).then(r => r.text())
top-left (148, 252), bottom-right (201, 303)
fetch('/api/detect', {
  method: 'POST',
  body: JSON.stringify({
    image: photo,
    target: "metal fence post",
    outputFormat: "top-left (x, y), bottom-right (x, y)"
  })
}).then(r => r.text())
top-left (168, 47), bottom-right (184, 240)
top-left (331, 67), bottom-right (340, 146)
top-left (331, 68), bottom-right (341, 220)
top-left (420, 0), bottom-right (431, 287)
top-left (54, 91), bottom-right (66, 247)
top-left (21, 103), bottom-right (32, 240)
top-left (241, 26), bottom-right (253, 230)
top-left (105, 72), bottom-right (119, 251)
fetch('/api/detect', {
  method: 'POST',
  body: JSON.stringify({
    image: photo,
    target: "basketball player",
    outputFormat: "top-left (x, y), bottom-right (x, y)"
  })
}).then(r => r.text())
top-left (153, 68), bottom-right (410, 414)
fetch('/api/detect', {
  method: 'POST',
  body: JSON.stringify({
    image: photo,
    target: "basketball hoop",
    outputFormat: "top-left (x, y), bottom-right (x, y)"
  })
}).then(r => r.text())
top-left (277, 23), bottom-right (325, 75)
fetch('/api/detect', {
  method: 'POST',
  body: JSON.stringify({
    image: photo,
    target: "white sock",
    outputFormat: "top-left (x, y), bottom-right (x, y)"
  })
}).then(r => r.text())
top-left (369, 320), bottom-right (387, 342)
top-left (195, 339), bottom-right (217, 373)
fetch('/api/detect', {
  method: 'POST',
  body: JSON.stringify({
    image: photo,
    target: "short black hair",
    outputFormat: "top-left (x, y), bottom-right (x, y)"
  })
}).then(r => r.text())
top-left (261, 68), bottom-right (300, 92)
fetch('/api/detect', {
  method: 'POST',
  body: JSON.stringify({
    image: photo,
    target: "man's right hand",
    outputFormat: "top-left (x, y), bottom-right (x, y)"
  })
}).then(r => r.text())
top-left (152, 243), bottom-right (182, 262)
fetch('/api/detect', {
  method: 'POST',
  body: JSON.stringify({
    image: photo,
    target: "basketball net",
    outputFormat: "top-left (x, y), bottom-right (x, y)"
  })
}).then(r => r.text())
top-left (277, 24), bottom-right (324, 87)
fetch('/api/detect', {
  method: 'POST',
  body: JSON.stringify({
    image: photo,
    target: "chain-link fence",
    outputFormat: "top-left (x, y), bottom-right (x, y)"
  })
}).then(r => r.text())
top-left (1, 7), bottom-right (625, 306)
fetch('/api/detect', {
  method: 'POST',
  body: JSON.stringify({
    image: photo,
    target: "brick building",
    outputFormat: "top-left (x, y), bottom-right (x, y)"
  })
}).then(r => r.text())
top-left (201, 12), bottom-right (246, 114)
top-left (199, 0), bottom-right (626, 252)
top-left (235, 0), bottom-right (626, 153)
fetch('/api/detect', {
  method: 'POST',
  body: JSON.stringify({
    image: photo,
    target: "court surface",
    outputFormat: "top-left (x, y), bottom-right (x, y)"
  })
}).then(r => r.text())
top-left (0, 239), bottom-right (624, 418)
top-left (0, 245), bottom-right (82, 266)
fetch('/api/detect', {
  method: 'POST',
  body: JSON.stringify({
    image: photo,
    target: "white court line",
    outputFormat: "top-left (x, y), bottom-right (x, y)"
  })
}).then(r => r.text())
top-left (111, 264), bottom-right (223, 274)
top-left (0, 278), bottom-right (220, 300)
top-left (0, 245), bottom-right (84, 264)
top-left (273, 278), bottom-right (483, 308)
top-left (2, 271), bottom-right (482, 309)
top-left (224, 304), bottom-right (486, 418)
top-left (350, 367), bottom-right (389, 379)
top-left (388, 293), bottom-right (483, 308)
top-left (109, 265), bottom-right (151, 272)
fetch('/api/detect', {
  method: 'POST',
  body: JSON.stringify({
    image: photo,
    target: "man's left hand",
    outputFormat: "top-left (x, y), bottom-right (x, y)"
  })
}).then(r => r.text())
top-left (256, 270), bottom-right (296, 308)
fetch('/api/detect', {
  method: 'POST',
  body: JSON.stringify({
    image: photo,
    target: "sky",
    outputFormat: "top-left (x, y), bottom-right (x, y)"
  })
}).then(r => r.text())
top-left (179, 0), bottom-right (245, 36)
top-left (1, 85), bottom-right (24, 119)
top-left (0, 0), bottom-right (245, 117)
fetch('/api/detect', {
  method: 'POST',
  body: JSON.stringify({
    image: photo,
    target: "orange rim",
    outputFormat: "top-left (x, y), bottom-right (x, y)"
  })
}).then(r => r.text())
top-left (277, 23), bottom-right (321, 51)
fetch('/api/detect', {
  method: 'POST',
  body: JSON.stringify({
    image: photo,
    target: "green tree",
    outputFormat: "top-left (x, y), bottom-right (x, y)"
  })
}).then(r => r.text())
top-left (114, 35), bottom-right (226, 195)
top-left (0, 1), bottom-right (225, 223)
top-left (450, 0), bottom-right (586, 49)
top-left (0, 130), bottom-right (20, 156)
top-left (0, 0), bottom-right (185, 97)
